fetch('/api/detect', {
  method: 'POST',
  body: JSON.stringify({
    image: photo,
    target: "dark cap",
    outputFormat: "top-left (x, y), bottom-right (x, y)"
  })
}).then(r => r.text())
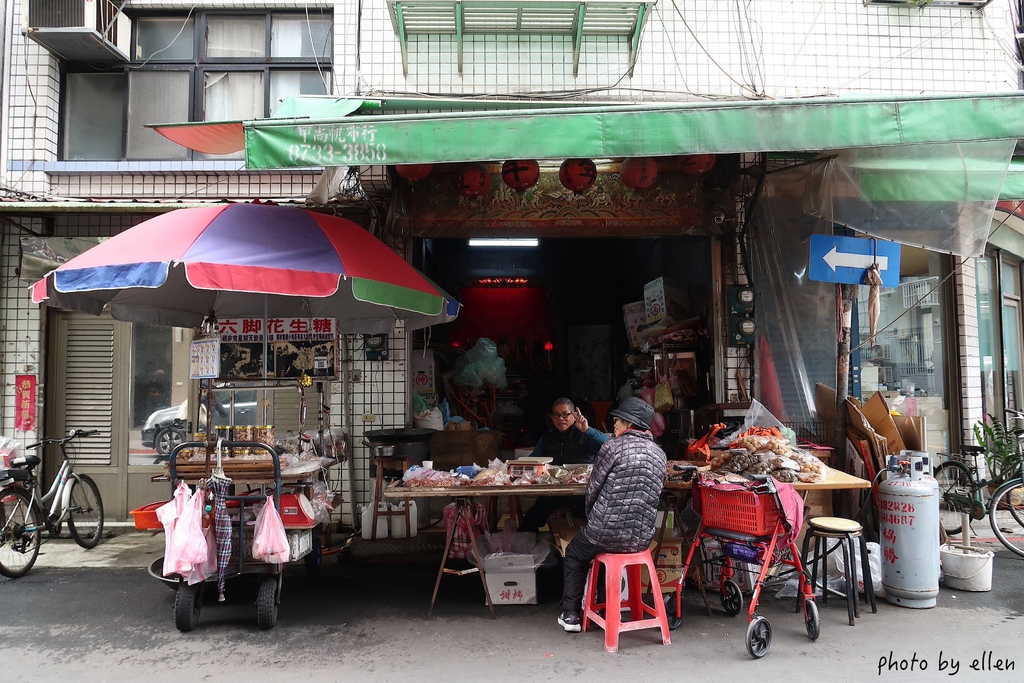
top-left (608, 397), bottom-right (655, 431)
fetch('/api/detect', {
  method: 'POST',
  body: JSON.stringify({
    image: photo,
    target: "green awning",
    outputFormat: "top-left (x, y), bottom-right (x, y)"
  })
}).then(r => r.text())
top-left (234, 92), bottom-right (1024, 169)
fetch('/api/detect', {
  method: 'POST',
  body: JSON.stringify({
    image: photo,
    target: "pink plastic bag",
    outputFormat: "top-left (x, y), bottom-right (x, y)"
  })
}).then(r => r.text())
top-left (156, 481), bottom-right (191, 567)
top-left (252, 499), bottom-right (290, 565)
top-left (163, 486), bottom-right (209, 576)
top-left (185, 524), bottom-right (218, 586)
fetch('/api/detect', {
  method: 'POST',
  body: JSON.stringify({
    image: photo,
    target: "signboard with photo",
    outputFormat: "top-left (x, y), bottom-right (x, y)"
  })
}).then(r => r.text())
top-left (215, 317), bottom-right (338, 380)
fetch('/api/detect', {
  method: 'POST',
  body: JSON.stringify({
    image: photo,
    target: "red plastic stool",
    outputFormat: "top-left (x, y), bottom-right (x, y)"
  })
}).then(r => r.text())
top-left (582, 550), bottom-right (672, 653)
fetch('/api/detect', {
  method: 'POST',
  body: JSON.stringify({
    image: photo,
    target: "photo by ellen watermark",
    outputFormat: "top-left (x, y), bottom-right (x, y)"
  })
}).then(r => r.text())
top-left (877, 651), bottom-right (1015, 676)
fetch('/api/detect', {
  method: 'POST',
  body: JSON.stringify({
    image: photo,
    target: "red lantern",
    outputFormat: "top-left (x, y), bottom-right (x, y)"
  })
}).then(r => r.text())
top-left (680, 154), bottom-right (716, 175)
top-left (558, 158), bottom-right (598, 193)
top-left (501, 159), bottom-right (540, 191)
top-left (620, 157), bottom-right (658, 190)
top-left (395, 164), bottom-right (433, 182)
top-left (454, 163), bottom-right (491, 197)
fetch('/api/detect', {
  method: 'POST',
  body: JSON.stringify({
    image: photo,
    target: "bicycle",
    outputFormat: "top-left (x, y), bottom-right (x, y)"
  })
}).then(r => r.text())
top-left (934, 429), bottom-right (1024, 558)
top-left (0, 429), bottom-right (105, 578)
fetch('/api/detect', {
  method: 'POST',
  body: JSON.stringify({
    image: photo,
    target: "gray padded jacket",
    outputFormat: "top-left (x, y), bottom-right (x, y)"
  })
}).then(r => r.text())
top-left (581, 429), bottom-right (667, 552)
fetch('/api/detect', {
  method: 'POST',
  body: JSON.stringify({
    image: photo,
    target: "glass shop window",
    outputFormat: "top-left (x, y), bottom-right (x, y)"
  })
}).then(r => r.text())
top-left (857, 246), bottom-right (949, 452)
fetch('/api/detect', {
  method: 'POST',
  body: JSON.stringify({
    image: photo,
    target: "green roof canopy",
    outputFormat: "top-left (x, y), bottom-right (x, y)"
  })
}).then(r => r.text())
top-left (230, 92), bottom-right (1024, 169)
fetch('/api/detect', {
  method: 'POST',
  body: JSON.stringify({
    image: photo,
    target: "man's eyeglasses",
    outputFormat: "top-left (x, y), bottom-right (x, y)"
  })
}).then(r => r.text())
top-left (551, 411), bottom-right (574, 419)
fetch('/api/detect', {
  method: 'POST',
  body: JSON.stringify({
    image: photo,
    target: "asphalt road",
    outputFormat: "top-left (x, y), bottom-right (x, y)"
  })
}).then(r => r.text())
top-left (1, 536), bottom-right (1023, 683)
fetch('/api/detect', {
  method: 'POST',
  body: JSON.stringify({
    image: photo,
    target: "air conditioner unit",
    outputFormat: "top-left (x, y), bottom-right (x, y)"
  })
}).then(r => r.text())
top-left (24, 0), bottom-right (131, 62)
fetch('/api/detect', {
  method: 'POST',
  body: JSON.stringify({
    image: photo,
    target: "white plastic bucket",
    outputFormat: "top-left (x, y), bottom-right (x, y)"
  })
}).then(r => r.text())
top-left (940, 544), bottom-right (994, 592)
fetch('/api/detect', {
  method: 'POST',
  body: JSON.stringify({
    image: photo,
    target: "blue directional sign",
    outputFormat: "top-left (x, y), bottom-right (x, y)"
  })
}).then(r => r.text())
top-left (808, 234), bottom-right (901, 288)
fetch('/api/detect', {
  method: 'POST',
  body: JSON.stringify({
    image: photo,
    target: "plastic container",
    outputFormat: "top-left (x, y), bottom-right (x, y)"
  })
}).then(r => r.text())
top-left (360, 503), bottom-right (389, 540)
top-left (390, 500), bottom-right (418, 538)
top-left (940, 544), bottom-right (994, 591)
top-left (130, 501), bottom-right (167, 531)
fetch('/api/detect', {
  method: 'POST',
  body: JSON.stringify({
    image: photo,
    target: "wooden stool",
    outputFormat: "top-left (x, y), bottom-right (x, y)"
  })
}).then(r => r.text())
top-left (582, 550), bottom-right (672, 653)
top-left (799, 516), bottom-right (877, 625)
top-left (371, 455), bottom-right (411, 540)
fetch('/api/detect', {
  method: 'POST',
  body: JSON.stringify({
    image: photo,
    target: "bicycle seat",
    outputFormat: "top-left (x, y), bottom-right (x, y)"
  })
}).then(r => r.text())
top-left (961, 445), bottom-right (986, 456)
top-left (9, 455), bottom-right (40, 470)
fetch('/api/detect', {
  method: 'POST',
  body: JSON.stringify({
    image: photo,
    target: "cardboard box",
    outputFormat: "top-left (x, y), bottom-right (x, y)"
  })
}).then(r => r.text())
top-left (861, 392), bottom-right (906, 455)
top-left (644, 277), bottom-right (688, 324)
top-left (622, 301), bottom-right (647, 349)
top-left (486, 568), bottom-right (538, 605)
top-left (548, 514), bottom-right (581, 557)
top-left (287, 529), bottom-right (312, 561)
top-left (641, 536), bottom-right (685, 593)
top-left (483, 552), bottom-right (536, 571)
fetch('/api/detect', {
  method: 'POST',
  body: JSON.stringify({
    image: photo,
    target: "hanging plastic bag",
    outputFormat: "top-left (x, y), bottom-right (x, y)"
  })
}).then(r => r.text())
top-left (653, 378), bottom-right (674, 413)
top-left (156, 481), bottom-right (191, 567)
top-left (252, 499), bottom-right (290, 565)
top-left (185, 523), bottom-right (218, 586)
top-left (164, 485), bottom-right (209, 576)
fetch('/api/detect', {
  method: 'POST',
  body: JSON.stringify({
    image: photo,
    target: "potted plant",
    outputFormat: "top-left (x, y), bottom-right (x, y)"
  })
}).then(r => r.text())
top-left (973, 416), bottom-right (1022, 489)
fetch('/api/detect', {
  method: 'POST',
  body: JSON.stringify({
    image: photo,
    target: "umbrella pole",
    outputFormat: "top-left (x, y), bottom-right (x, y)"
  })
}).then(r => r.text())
top-left (343, 336), bottom-right (358, 529)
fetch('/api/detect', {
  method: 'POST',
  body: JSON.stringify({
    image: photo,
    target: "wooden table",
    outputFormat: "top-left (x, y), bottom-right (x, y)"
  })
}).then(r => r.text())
top-left (383, 470), bottom-right (872, 618)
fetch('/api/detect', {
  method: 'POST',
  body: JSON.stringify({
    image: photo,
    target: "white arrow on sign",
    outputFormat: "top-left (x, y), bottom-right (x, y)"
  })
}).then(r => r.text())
top-left (823, 246), bottom-right (888, 272)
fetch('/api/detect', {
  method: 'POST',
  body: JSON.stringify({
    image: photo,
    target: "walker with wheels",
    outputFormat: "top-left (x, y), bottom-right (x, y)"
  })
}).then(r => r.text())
top-left (669, 473), bottom-right (819, 658)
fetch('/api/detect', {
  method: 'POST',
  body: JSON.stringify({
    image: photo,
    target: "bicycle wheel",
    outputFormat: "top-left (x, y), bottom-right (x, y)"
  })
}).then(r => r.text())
top-left (989, 478), bottom-right (1024, 558)
top-left (0, 487), bottom-right (42, 578)
top-left (934, 461), bottom-right (975, 534)
top-left (67, 474), bottom-right (104, 549)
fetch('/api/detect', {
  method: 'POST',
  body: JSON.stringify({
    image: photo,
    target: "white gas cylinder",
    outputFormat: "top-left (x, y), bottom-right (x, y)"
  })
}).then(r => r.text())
top-left (878, 454), bottom-right (939, 608)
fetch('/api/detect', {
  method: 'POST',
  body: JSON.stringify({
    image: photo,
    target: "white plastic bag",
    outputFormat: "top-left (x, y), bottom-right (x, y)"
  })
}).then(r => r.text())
top-left (413, 406), bottom-right (444, 431)
top-left (252, 499), bottom-right (290, 565)
top-left (163, 485), bottom-right (208, 576)
top-left (834, 540), bottom-right (883, 595)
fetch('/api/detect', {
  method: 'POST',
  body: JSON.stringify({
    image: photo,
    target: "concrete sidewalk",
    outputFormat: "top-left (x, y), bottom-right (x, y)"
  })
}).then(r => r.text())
top-left (33, 525), bottom-right (166, 569)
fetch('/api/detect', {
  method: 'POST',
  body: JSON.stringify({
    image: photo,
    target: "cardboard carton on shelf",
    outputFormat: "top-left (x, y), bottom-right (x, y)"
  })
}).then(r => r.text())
top-left (644, 276), bottom-right (688, 325)
top-left (623, 300), bottom-right (647, 350)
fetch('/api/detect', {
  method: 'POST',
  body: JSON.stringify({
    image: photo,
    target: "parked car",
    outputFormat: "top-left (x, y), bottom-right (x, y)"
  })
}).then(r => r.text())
top-left (142, 390), bottom-right (260, 457)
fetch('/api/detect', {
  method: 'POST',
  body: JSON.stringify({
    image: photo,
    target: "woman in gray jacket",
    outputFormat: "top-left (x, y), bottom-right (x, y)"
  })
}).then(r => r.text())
top-left (557, 396), bottom-right (668, 632)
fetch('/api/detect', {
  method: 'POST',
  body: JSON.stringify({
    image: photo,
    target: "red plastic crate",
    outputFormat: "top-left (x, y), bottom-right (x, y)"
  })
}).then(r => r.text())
top-left (699, 485), bottom-right (783, 536)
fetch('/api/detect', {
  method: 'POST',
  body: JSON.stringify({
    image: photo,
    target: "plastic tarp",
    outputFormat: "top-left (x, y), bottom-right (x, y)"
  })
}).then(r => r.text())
top-left (804, 141), bottom-right (1016, 257)
top-left (750, 164), bottom-right (842, 422)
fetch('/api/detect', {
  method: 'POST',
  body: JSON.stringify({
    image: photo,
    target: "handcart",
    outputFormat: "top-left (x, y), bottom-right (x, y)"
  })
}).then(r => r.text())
top-left (164, 439), bottom-right (288, 632)
top-left (671, 473), bottom-right (819, 658)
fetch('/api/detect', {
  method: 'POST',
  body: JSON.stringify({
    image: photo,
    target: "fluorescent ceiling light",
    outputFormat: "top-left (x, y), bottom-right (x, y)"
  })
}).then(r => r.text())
top-left (468, 238), bottom-right (539, 248)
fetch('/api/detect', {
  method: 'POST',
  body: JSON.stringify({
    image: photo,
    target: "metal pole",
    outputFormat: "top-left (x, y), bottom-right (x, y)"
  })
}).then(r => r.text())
top-left (835, 284), bottom-right (855, 454)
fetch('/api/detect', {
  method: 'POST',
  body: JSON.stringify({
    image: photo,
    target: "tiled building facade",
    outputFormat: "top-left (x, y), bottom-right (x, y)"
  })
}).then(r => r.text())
top-left (1, 0), bottom-right (1021, 520)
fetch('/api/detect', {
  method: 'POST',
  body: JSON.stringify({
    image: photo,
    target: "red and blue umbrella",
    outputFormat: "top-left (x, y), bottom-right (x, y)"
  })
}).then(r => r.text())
top-left (30, 203), bottom-right (459, 333)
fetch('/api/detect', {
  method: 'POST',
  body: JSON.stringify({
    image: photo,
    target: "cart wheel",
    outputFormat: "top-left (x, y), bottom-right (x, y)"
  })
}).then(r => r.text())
top-left (256, 575), bottom-right (279, 630)
top-left (664, 592), bottom-right (683, 631)
top-left (745, 616), bottom-right (772, 658)
top-left (174, 581), bottom-right (203, 632)
top-left (305, 537), bottom-right (323, 578)
top-left (721, 579), bottom-right (743, 616)
top-left (804, 598), bottom-right (820, 641)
